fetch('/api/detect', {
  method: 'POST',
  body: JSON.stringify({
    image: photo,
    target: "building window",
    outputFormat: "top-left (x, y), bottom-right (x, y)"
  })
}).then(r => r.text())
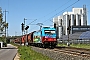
top-left (74, 19), bottom-right (76, 26)
top-left (61, 19), bottom-right (62, 26)
top-left (69, 19), bottom-right (71, 26)
top-left (74, 15), bottom-right (76, 26)
top-left (80, 19), bottom-right (81, 26)
top-left (80, 9), bottom-right (82, 14)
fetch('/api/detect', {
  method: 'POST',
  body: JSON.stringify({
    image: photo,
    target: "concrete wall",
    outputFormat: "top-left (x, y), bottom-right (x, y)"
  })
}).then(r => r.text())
top-left (0, 42), bottom-right (3, 48)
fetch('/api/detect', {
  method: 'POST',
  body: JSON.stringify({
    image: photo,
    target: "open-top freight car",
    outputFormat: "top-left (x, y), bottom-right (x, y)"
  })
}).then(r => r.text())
top-left (28, 27), bottom-right (57, 48)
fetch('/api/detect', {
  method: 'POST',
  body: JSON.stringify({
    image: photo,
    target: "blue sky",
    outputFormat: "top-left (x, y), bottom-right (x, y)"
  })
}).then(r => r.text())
top-left (0, 0), bottom-right (90, 36)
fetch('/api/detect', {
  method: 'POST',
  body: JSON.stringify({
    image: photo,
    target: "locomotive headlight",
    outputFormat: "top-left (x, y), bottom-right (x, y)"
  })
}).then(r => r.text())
top-left (45, 39), bottom-right (47, 40)
top-left (45, 36), bottom-right (48, 38)
top-left (54, 38), bottom-right (56, 40)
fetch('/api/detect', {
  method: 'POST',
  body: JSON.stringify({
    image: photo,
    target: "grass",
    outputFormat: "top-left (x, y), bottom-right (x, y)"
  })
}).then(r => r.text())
top-left (57, 43), bottom-right (67, 46)
top-left (18, 46), bottom-right (52, 60)
top-left (57, 43), bottom-right (90, 49)
top-left (11, 43), bottom-right (52, 60)
top-left (71, 44), bottom-right (90, 49)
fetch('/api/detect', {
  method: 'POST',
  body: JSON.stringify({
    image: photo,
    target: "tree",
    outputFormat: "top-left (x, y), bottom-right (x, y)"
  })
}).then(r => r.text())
top-left (0, 7), bottom-right (9, 44)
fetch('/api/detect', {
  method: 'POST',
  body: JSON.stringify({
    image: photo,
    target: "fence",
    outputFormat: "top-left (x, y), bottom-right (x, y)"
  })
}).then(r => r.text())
top-left (58, 39), bottom-right (90, 44)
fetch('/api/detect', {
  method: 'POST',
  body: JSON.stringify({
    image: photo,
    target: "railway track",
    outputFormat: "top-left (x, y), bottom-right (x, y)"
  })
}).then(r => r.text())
top-left (33, 46), bottom-right (90, 57)
top-left (31, 46), bottom-right (90, 60)
top-left (31, 45), bottom-right (90, 57)
top-left (53, 46), bottom-right (90, 57)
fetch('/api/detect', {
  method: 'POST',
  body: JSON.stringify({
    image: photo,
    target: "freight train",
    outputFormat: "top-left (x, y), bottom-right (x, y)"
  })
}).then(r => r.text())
top-left (14, 27), bottom-right (57, 48)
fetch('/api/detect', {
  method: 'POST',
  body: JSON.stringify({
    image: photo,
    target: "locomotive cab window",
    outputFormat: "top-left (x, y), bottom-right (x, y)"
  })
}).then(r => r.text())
top-left (44, 30), bottom-right (55, 34)
top-left (51, 31), bottom-right (55, 34)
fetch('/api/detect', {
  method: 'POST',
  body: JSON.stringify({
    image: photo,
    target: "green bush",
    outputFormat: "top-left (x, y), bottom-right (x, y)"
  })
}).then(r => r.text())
top-left (3, 43), bottom-right (7, 47)
top-left (0, 37), bottom-right (5, 42)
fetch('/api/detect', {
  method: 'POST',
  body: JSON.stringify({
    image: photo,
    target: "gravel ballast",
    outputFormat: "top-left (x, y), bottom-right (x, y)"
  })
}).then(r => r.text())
top-left (31, 47), bottom-right (90, 60)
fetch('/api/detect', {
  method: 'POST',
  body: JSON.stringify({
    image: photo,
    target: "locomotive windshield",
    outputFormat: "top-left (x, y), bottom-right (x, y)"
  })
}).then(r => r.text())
top-left (44, 30), bottom-right (55, 34)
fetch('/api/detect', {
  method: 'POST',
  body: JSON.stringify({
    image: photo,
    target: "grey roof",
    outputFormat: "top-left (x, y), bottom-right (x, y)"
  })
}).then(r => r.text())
top-left (60, 32), bottom-right (83, 40)
top-left (59, 31), bottom-right (90, 40)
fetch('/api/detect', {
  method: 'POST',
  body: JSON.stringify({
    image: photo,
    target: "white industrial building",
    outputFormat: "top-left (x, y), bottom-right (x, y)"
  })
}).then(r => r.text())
top-left (53, 5), bottom-right (89, 39)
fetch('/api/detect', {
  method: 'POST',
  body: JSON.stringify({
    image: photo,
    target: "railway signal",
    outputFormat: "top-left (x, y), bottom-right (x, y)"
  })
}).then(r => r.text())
top-left (21, 23), bottom-right (24, 32)
top-left (67, 26), bottom-right (71, 46)
top-left (67, 26), bottom-right (71, 34)
top-left (25, 26), bottom-right (29, 30)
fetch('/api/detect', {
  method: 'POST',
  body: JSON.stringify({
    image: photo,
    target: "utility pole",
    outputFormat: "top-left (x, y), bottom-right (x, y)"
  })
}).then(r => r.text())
top-left (67, 26), bottom-right (71, 46)
top-left (25, 25), bottom-right (29, 46)
top-left (21, 23), bottom-right (24, 45)
top-left (4, 10), bottom-right (8, 44)
top-left (26, 28), bottom-right (28, 46)
top-left (24, 18), bottom-right (27, 35)
top-left (0, 7), bottom-right (3, 36)
top-left (7, 26), bottom-right (8, 37)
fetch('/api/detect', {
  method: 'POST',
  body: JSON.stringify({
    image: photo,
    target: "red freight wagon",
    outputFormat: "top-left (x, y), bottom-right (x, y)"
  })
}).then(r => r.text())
top-left (27, 31), bottom-right (36, 45)
top-left (27, 33), bottom-right (31, 43)
top-left (21, 36), bottom-right (25, 43)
